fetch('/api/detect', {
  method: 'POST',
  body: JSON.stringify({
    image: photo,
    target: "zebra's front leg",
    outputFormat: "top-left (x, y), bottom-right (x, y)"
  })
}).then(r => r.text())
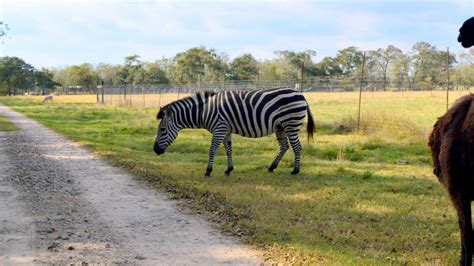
top-left (268, 130), bottom-right (289, 172)
top-left (223, 134), bottom-right (234, 176)
top-left (287, 131), bottom-right (302, 175)
top-left (205, 132), bottom-right (227, 177)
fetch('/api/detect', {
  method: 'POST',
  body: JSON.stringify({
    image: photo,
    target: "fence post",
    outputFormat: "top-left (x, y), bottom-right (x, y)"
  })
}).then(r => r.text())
top-left (101, 81), bottom-right (104, 104)
top-left (357, 52), bottom-right (367, 132)
top-left (446, 47), bottom-right (450, 111)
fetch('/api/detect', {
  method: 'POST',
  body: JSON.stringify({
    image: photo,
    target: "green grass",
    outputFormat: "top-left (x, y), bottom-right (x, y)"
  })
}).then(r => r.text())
top-left (0, 92), bottom-right (466, 264)
top-left (0, 115), bottom-right (18, 131)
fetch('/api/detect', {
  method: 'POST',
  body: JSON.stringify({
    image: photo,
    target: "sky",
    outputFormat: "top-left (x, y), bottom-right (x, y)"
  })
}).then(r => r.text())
top-left (0, 0), bottom-right (473, 68)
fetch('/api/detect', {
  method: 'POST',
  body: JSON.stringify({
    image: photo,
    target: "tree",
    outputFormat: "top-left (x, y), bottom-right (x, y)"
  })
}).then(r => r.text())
top-left (0, 56), bottom-right (35, 95)
top-left (155, 57), bottom-right (176, 83)
top-left (115, 54), bottom-right (144, 85)
top-left (142, 62), bottom-right (170, 84)
top-left (335, 47), bottom-right (364, 76)
top-left (174, 46), bottom-right (226, 83)
top-left (314, 56), bottom-right (342, 76)
top-left (96, 63), bottom-right (121, 85)
top-left (258, 59), bottom-right (285, 80)
top-left (274, 50), bottom-right (316, 79)
top-left (0, 21), bottom-right (10, 44)
top-left (458, 48), bottom-right (474, 64)
top-left (35, 68), bottom-right (60, 94)
top-left (409, 42), bottom-right (456, 90)
top-left (67, 64), bottom-right (98, 91)
top-left (229, 54), bottom-right (258, 80)
top-left (389, 53), bottom-right (410, 90)
top-left (452, 64), bottom-right (474, 90)
top-left (368, 45), bottom-right (402, 89)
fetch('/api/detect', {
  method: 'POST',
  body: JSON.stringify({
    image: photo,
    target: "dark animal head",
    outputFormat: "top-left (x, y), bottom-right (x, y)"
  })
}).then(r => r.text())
top-left (154, 106), bottom-right (179, 155)
top-left (458, 17), bottom-right (474, 48)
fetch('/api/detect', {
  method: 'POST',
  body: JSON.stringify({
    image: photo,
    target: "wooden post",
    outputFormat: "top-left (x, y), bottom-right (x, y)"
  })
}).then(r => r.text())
top-left (357, 52), bottom-right (367, 132)
top-left (101, 81), bottom-right (104, 104)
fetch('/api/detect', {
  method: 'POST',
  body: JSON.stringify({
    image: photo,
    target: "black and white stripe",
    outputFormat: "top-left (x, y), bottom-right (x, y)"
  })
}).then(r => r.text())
top-left (154, 87), bottom-right (315, 177)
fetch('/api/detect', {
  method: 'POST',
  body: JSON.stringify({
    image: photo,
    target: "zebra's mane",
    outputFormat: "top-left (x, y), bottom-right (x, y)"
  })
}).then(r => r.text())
top-left (157, 91), bottom-right (216, 120)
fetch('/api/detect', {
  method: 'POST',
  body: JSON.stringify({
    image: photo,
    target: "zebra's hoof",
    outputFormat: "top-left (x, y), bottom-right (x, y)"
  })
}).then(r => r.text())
top-left (290, 169), bottom-right (300, 175)
top-left (268, 164), bottom-right (277, 172)
top-left (205, 167), bottom-right (212, 177)
top-left (224, 167), bottom-right (233, 176)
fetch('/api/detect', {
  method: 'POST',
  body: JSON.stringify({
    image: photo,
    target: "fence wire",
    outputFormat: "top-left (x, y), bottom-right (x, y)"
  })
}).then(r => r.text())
top-left (95, 78), bottom-right (473, 134)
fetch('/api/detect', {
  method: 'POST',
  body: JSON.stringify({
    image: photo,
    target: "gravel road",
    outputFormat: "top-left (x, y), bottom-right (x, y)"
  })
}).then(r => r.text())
top-left (0, 103), bottom-right (262, 265)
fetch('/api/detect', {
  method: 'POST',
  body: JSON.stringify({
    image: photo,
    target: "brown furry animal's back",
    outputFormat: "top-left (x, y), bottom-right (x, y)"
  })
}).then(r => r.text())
top-left (428, 94), bottom-right (474, 191)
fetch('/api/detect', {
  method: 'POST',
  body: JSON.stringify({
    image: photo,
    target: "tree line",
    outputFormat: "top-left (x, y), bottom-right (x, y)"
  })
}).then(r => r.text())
top-left (1, 42), bottom-right (474, 95)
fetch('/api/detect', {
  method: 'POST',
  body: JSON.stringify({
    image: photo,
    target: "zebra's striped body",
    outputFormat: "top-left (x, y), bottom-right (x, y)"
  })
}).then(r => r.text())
top-left (154, 87), bottom-right (315, 176)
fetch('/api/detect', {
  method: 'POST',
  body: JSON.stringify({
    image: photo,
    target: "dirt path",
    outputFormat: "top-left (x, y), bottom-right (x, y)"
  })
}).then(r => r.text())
top-left (0, 104), bottom-right (262, 265)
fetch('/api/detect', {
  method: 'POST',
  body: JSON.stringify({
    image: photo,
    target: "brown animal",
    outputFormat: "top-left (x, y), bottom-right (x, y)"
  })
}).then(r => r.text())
top-left (42, 95), bottom-right (53, 104)
top-left (429, 94), bottom-right (474, 265)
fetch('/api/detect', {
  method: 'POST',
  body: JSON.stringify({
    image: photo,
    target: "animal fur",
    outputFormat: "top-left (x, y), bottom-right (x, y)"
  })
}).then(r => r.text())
top-left (429, 94), bottom-right (474, 265)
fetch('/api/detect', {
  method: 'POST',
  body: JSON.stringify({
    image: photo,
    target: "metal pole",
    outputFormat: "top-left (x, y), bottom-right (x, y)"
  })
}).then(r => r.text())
top-left (446, 47), bottom-right (450, 111)
top-left (96, 81), bottom-right (99, 103)
top-left (101, 81), bottom-right (104, 104)
top-left (357, 52), bottom-right (367, 132)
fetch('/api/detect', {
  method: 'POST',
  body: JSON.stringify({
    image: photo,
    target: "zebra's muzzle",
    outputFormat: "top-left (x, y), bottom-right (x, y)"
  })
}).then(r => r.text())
top-left (154, 143), bottom-right (165, 155)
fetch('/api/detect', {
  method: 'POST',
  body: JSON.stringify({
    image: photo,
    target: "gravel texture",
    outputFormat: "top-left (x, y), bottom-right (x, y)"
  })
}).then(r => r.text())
top-left (0, 103), bottom-right (262, 265)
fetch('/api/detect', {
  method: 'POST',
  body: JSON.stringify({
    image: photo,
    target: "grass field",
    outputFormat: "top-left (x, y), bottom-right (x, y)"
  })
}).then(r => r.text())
top-left (1, 90), bottom-right (472, 264)
top-left (0, 114), bottom-right (18, 131)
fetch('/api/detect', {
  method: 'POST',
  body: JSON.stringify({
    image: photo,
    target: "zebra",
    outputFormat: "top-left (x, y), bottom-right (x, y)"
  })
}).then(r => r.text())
top-left (153, 87), bottom-right (315, 177)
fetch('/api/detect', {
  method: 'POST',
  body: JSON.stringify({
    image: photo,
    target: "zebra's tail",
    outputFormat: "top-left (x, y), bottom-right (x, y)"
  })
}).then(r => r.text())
top-left (306, 105), bottom-right (315, 140)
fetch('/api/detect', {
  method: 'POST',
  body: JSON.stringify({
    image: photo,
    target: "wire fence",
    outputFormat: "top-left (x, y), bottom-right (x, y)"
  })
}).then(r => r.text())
top-left (93, 76), bottom-right (473, 135)
top-left (97, 77), bottom-right (471, 108)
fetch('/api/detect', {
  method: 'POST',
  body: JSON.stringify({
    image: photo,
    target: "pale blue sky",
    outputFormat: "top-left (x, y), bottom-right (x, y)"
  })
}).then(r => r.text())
top-left (1, 0), bottom-right (473, 68)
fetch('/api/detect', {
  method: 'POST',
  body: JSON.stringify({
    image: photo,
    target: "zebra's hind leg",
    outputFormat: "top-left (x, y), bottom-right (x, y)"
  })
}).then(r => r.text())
top-left (287, 131), bottom-right (302, 175)
top-left (268, 129), bottom-right (289, 172)
top-left (224, 134), bottom-right (234, 176)
top-left (205, 131), bottom-right (227, 177)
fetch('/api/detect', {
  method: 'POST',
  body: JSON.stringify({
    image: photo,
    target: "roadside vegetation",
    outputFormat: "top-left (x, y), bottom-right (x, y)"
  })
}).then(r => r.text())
top-left (0, 114), bottom-right (18, 131)
top-left (0, 91), bottom-right (469, 264)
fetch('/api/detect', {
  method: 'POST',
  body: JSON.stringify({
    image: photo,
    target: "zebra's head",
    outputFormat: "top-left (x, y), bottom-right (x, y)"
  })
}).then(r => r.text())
top-left (154, 106), bottom-right (179, 155)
